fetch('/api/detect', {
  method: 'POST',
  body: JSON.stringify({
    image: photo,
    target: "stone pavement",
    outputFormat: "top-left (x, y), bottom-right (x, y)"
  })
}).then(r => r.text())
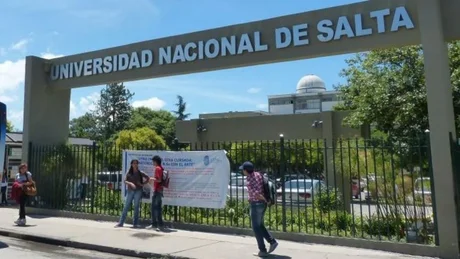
top-left (0, 208), bottom-right (435, 259)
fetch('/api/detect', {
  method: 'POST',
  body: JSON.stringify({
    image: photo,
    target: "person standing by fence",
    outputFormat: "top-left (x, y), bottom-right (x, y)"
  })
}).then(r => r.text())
top-left (115, 158), bottom-right (149, 228)
top-left (1, 168), bottom-right (8, 206)
top-left (13, 163), bottom-right (33, 226)
top-left (240, 161), bottom-right (278, 257)
top-left (149, 155), bottom-right (164, 231)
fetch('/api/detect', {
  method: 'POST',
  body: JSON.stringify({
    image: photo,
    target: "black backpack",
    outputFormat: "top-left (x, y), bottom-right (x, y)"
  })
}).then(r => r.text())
top-left (262, 173), bottom-right (276, 206)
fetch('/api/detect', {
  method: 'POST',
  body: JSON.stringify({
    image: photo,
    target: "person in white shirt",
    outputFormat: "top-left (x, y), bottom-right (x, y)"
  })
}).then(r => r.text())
top-left (1, 168), bottom-right (8, 206)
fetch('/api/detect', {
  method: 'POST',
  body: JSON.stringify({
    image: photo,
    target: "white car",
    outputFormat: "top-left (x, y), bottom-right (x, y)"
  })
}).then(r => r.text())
top-left (277, 179), bottom-right (325, 203)
top-left (228, 176), bottom-right (248, 200)
top-left (275, 174), bottom-right (310, 188)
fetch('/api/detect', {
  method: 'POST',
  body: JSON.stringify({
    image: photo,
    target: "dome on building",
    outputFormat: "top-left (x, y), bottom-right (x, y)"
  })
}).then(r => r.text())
top-left (296, 74), bottom-right (326, 94)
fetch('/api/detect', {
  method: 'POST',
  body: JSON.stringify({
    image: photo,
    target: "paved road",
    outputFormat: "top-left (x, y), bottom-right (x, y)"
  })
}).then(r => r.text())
top-left (0, 236), bottom-right (139, 259)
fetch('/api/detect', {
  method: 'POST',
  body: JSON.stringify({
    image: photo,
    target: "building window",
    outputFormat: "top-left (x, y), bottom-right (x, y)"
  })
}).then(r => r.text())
top-left (306, 99), bottom-right (320, 109)
top-left (295, 99), bottom-right (320, 110)
top-left (270, 99), bottom-right (293, 105)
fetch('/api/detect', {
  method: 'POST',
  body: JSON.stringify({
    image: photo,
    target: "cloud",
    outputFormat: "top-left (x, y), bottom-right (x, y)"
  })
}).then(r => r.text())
top-left (41, 52), bottom-right (64, 59)
top-left (0, 95), bottom-right (17, 103)
top-left (247, 87), bottom-right (262, 94)
top-left (69, 101), bottom-right (77, 118)
top-left (8, 109), bottom-right (24, 130)
top-left (0, 52), bottom-right (64, 129)
top-left (10, 39), bottom-right (30, 51)
top-left (0, 52), bottom-right (63, 96)
top-left (69, 92), bottom-right (100, 119)
top-left (0, 59), bottom-right (26, 95)
top-left (132, 97), bottom-right (166, 110)
top-left (256, 103), bottom-right (268, 110)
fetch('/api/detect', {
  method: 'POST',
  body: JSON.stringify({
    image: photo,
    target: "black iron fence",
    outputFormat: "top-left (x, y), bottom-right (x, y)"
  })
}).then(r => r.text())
top-left (27, 136), bottom-right (437, 245)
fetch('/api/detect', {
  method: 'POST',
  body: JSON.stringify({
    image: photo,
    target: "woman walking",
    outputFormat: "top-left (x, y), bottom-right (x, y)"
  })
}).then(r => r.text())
top-left (115, 159), bottom-right (149, 228)
top-left (13, 163), bottom-right (33, 226)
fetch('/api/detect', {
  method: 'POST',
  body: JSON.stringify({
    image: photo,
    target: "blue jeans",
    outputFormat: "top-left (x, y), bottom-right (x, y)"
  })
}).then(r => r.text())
top-left (250, 201), bottom-right (275, 252)
top-left (119, 189), bottom-right (143, 226)
top-left (151, 191), bottom-right (163, 227)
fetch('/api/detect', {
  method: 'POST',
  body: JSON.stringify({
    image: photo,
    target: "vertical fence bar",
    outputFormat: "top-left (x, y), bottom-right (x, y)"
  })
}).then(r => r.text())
top-left (173, 138), bottom-right (179, 222)
top-left (91, 141), bottom-right (96, 214)
top-left (279, 134), bottom-right (287, 232)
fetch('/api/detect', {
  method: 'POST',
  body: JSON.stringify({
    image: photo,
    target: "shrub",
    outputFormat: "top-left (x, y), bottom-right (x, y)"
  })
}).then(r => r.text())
top-left (314, 186), bottom-right (343, 213)
top-left (363, 214), bottom-right (405, 240)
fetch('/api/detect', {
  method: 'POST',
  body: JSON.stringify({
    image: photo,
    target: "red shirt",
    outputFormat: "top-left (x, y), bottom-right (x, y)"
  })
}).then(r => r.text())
top-left (246, 172), bottom-right (264, 202)
top-left (153, 165), bottom-right (164, 192)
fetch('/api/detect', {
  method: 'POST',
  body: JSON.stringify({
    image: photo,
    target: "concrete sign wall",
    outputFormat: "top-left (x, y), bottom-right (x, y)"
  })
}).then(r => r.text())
top-left (45, 0), bottom-right (429, 89)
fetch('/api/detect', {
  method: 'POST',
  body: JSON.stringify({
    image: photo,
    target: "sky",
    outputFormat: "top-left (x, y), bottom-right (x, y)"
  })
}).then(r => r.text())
top-left (0, 0), bottom-right (365, 130)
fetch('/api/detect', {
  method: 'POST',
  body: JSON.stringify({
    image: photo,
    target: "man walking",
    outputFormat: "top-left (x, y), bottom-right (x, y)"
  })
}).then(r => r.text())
top-left (240, 161), bottom-right (278, 257)
top-left (149, 155), bottom-right (164, 231)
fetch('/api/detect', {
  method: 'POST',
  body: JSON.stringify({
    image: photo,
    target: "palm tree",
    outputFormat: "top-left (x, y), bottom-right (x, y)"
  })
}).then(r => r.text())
top-left (173, 95), bottom-right (191, 120)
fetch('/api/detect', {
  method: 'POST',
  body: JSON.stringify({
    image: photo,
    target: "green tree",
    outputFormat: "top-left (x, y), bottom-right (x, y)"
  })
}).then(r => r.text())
top-left (335, 42), bottom-right (460, 139)
top-left (115, 127), bottom-right (166, 149)
top-left (226, 141), bottom-right (324, 177)
top-left (335, 42), bottom-right (460, 169)
top-left (6, 120), bottom-right (14, 133)
top-left (128, 107), bottom-right (176, 147)
top-left (172, 95), bottom-right (190, 120)
top-left (94, 82), bottom-right (134, 141)
top-left (69, 112), bottom-right (98, 140)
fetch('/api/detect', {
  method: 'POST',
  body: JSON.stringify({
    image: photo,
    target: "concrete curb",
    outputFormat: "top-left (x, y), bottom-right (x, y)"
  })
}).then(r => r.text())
top-left (0, 228), bottom-right (191, 259)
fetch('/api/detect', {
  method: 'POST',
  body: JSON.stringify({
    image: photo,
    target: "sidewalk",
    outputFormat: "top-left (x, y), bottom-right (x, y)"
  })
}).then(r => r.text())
top-left (0, 208), bottom-right (433, 259)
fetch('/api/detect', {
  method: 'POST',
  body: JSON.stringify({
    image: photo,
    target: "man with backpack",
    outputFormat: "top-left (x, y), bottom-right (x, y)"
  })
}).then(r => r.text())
top-left (240, 161), bottom-right (278, 257)
top-left (149, 155), bottom-right (166, 231)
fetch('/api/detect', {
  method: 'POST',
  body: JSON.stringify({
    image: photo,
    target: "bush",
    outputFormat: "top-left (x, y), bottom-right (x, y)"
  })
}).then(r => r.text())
top-left (314, 186), bottom-right (343, 213)
top-left (363, 214), bottom-right (405, 240)
top-left (94, 187), bottom-right (123, 214)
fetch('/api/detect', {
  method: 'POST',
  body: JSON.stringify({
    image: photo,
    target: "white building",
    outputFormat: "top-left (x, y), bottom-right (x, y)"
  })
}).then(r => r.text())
top-left (268, 74), bottom-right (341, 115)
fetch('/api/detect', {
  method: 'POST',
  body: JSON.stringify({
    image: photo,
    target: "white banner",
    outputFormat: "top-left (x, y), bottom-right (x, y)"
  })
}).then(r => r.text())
top-left (121, 150), bottom-right (230, 209)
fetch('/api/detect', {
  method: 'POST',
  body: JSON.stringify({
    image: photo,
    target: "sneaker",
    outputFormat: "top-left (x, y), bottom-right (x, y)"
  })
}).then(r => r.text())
top-left (253, 251), bottom-right (269, 257)
top-left (114, 223), bottom-right (123, 228)
top-left (146, 224), bottom-right (157, 230)
top-left (15, 218), bottom-right (25, 226)
top-left (268, 242), bottom-right (278, 253)
top-left (132, 224), bottom-right (141, 229)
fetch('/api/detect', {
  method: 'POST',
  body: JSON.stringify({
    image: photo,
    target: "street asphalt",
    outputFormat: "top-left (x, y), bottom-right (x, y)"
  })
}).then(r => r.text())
top-left (0, 236), bottom-right (140, 259)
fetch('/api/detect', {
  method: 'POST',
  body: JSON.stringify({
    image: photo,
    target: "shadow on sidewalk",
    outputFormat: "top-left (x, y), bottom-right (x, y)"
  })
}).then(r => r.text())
top-left (27, 214), bottom-right (53, 219)
top-left (0, 241), bottom-right (9, 249)
top-left (13, 224), bottom-right (37, 228)
top-left (270, 255), bottom-right (292, 259)
top-left (131, 232), bottom-right (160, 239)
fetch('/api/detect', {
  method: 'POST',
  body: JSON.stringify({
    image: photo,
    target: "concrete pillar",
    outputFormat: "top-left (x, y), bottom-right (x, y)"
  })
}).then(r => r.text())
top-left (22, 56), bottom-right (71, 162)
top-left (417, 1), bottom-right (459, 258)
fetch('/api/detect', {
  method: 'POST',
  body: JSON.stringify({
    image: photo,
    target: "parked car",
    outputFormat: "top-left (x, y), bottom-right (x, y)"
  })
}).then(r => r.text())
top-left (96, 171), bottom-right (123, 191)
top-left (227, 175), bottom-right (276, 201)
top-left (276, 179), bottom-right (325, 203)
top-left (230, 172), bottom-right (241, 179)
top-left (351, 177), bottom-right (367, 199)
top-left (228, 176), bottom-right (248, 200)
top-left (275, 174), bottom-right (310, 188)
